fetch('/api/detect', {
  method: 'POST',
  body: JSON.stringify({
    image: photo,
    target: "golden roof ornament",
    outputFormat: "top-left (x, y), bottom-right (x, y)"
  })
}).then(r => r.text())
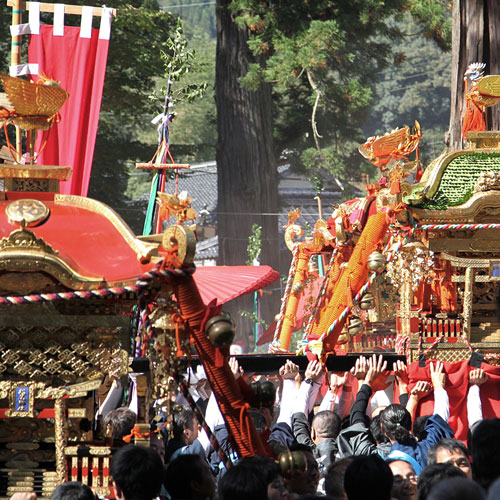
top-left (0, 74), bottom-right (69, 131)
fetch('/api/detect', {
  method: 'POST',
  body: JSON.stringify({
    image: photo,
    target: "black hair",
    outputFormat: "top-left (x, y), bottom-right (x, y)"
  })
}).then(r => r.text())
top-left (51, 482), bottom-right (95, 500)
top-left (344, 455), bottom-right (393, 500)
top-left (312, 411), bottom-right (341, 439)
top-left (110, 444), bottom-right (164, 500)
top-left (324, 456), bottom-right (354, 500)
top-left (218, 462), bottom-right (268, 500)
top-left (164, 454), bottom-right (207, 499)
top-left (417, 462), bottom-right (466, 500)
top-left (427, 438), bottom-right (469, 466)
top-left (370, 415), bottom-right (389, 445)
top-left (427, 477), bottom-right (485, 500)
top-left (172, 406), bottom-right (196, 440)
top-left (249, 408), bottom-right (267, 433)
top-left (471, 418), bottom-right (500, 489)
top-left (236, 455), bottom-right (282, 484)
top-left (102, 407), bottom-right (137, 443)
top-left (413, 415), bottom-right (431, 441)
top-left (380, 404), bottom-right (412, 442)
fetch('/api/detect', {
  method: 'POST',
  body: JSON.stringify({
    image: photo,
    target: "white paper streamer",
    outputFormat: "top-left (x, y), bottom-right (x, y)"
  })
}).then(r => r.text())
top-left (53, 4), bottom-right (65, 36)
top-left (28, 1), bottom-right (40, 35)
top-left (80, 6), bottom-right (94, 38)
top-left (9, 63), bottom-right (39, 77)
top-left (99, 6), bottom-right (113, 40)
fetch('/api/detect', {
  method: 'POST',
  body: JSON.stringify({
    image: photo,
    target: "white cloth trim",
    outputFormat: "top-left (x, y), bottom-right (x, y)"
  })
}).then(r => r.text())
top-left (10, 23), bottom-right (32, 36)
top-left (467, 384), bottom-right (482, 428)
top-left (433, 387), bottom-right (450, 422)
top-left (80, 6), bottom-right (94, 38)
top-left (9, 63), bottom-right (39, 77)
top-left (28, 2), bottom-right (40, 35)
top-left (53, 4), bottom-right (65, 36)
top-left (99, 7), bottom-right (113, 40)
top-left (276, 378), bottom-right (298, 426)
top-left (96, 379), bottom-right (123, 419)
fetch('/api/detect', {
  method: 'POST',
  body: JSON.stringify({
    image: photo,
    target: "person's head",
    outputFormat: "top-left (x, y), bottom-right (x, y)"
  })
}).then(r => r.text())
top-left (283, 446), bottom-right (320, 496)
top-left (110, 444), bottom-right (164, 500)
top-left (471, 418), bottom-right (500, 489)
top-left (417, 462), bottom-right (466, 500)
top-left (344, 455), bottom-right (393, 500)
top-left (103, 407), bottom-right (137, 444)
top-left (172, 406), bottom-right (199, 445)
top-left (380, 404), bottom-right (412, 443)
top-left (413, 415), bottom-right (430, 441)
top-left (237, 456), bottom-right (288, 500)
top-left (427, 477), bottom-right (485, 500)
top-left (427, 438), bottom-right (471, 478)
top-left (311, 411), bottom-right (341, 444)
top-left (218, 461), bottom-right (268, 500)
top-left (370, 415), bottom-right (390, 445)
top-left (388, 460), bottom-right (418, 500)
top-left (51, 482), bottom-right (95, 500)
top-left (164, 454), bottom-right (216, 500)
top-left (324, 456), bottom-right (354, 500)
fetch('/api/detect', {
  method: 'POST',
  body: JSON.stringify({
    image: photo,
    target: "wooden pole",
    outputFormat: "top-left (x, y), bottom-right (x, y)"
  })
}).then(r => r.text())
top-left (10, 0), bottom-right (23, 161)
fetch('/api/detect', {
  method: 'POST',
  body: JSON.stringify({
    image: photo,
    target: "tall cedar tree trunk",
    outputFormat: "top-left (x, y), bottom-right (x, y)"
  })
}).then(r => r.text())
top-left (448, 0), bottom-right (500, 150)
top-left (215, 0), bottom-right (280, 347)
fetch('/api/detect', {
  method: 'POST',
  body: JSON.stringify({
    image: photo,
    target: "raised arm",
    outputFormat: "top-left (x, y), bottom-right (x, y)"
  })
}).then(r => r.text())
top-left (430, 361), bottom-right (449, 422)
top-left (467, 368), bottom-right (488, 428)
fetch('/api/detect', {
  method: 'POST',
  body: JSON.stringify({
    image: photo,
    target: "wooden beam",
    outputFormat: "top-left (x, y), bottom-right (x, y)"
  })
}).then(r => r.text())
top-left (7, 0), bottom-right (117, 17)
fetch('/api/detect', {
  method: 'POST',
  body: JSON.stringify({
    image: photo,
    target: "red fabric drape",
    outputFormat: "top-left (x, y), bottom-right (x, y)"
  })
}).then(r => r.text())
top-left (408, 359), bottom-right (500, 442)
top-left (28, 24), bottom-right (110, 196)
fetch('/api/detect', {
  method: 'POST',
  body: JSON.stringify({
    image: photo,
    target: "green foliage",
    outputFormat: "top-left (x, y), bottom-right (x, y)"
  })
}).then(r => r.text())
top-left (230, 0), bottom-right (450, 189)
top-left (246, 223), bottom-right (262, 265)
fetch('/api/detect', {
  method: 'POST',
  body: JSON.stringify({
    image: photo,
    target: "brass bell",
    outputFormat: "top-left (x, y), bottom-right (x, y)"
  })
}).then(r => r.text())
top-left (336, 330), bottom-right (350, 345)
top-left (251, 381), bottom-right (276, 409)
top-left (359, 292), bottom-right (375, 310)
top-left (205, 314), bottom-right (235, 348)
top-left (308, 256), bottom-right (319, 275)
top-left (292, 281), bottom-right (305, 294)
top-left (367, 250), bottom-right (385, 272)
top-left (347, 315), bottom-right (364, 335)
top-left (279, 450), bottom-right (307, 478)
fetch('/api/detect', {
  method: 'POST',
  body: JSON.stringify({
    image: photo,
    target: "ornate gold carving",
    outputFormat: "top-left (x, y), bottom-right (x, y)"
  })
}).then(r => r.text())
top-left (0, 227), bottom-right (58, 255)
top-left (411, 191), bottom-right (500, 223)
top-left (162, 224), bottom-right (196, 265)
top-left (8, 385), bottom-right (34, 418)
top-left (88, 446), bottom-right (111, 456)
top-left (474, 171), bottom-right (500, 193)
top-left (67, 408), bottom-right (87, 419)
top-left (54, 399), bottom-right (68, 483)
top-left (6, 199), bottom-right (50, 226)
top-left (0, 163), bottom-right (72, 180)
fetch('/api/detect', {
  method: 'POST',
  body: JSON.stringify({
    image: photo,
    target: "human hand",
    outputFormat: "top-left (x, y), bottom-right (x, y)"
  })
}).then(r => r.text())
top-left (329, 372), bottom-right (348, 392)
top-left (363, 354), bottom-right (388, 390)
top-left (430, 361), bottom-right (445, 390)
top-left (351, 356), bottom-right (368, 381)
top-left (10, 494), bottom-right (36, 500)
top-left (469, 368), bottom-right (488, 386)
top-left (393, 360), bottom-right (409, 392)
top-left (229, 357), bottom-right (244, 380)
top-left (305, 359), bottom-right (323, 382)
top-left (409, 380), bottom-right (432, 400)
top-left (280, 360), bottom-right (300, 380)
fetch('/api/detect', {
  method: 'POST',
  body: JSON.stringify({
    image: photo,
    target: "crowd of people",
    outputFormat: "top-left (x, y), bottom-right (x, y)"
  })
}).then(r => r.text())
top-left (11, 353), bottom-right (500, 500)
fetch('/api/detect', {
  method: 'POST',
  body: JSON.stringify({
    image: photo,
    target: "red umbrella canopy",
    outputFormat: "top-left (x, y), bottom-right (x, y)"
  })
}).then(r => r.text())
top-left (193, 265), bottom-right (279, 305)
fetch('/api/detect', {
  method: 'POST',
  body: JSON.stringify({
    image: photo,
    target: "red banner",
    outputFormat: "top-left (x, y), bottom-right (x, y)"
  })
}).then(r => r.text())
top-left (28, 24), bottom-right (110, 196)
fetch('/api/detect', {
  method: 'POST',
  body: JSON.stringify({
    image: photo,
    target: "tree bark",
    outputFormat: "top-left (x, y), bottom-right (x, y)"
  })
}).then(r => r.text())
top-left (448, 0), bottom-right (500, 150)
top-left (215, 0), bottom-right (281, 342)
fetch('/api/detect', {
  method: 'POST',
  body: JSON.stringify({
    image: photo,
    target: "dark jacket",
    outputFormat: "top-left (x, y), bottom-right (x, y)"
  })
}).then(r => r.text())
top-left (292, 411), bottom-right (337, 473)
